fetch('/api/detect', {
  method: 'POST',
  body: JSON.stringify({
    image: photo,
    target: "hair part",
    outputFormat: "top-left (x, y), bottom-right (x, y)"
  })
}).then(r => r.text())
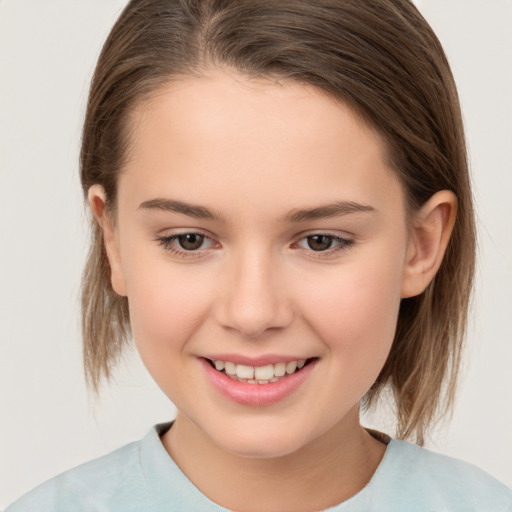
top-left (80, 0), bottom-right (476, 444)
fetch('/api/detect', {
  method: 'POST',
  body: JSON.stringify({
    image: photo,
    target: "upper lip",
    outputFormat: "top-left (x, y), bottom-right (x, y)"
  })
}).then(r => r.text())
top-left (201, 354), bottom-right (315, 367)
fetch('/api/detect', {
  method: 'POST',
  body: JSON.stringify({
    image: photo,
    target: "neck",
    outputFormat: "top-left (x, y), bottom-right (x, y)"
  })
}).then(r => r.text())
top-left (161, 408), bottom-right (387, 512)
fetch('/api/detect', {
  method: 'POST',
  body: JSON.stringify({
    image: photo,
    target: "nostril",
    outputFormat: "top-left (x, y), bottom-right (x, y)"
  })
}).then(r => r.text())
top-left (214, 274), bottom-right (294, 338)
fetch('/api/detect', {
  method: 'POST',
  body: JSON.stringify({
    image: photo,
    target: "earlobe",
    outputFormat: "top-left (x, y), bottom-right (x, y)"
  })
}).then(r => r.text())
top-left (401, 190), bottom-right (457, 298)
top-left (88, 185), bottom-right (127, 297)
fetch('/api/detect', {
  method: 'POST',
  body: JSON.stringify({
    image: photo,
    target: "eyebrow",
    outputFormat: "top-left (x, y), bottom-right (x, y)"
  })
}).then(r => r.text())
top-left (138, 198), bottom-right (376, 223)
top-left (138, 198), bottom-right (226, 222)
top-left (282, 201), bottom-right (376, 223)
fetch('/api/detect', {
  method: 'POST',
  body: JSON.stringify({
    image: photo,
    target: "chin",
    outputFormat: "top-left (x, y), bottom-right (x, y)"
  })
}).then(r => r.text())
top-left (210, 423), bottom-right (312, 460)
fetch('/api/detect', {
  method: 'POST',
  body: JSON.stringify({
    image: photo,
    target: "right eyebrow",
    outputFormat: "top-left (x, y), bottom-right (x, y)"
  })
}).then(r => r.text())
top-left (138, 198), bottom-right (226, 222)
top-left (282, 201), bottom-right (376, 223)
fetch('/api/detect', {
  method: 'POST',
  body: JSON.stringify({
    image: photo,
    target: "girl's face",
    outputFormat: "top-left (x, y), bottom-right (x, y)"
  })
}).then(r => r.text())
top-left (101, 69), bottom-right (414, 458)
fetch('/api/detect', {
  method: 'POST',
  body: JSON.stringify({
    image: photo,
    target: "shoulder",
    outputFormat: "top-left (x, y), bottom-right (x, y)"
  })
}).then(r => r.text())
top-left (4, 439), bottom-right (149, 512)
top-left (366, 440), bottom-right (512, 511)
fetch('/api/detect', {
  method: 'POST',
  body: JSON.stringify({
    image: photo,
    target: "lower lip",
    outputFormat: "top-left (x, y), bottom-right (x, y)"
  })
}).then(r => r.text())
top-left (200, 358), bottom-right (317, 406)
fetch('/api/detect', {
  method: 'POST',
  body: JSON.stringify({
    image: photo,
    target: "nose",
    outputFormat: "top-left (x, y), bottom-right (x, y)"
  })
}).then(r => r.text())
top-left (214, 249), bottom-right (294, 338)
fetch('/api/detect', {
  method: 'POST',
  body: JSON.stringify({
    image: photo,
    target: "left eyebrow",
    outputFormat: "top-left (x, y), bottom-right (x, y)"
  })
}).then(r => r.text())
top-left (138, 198), bottom-right (226, 222)
top-left (282, 201), bottom-right (376, 223)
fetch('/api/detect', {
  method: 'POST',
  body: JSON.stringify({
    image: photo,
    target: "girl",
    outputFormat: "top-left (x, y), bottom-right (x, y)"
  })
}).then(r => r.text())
top-left (4, 0), bottom-right (511, 510)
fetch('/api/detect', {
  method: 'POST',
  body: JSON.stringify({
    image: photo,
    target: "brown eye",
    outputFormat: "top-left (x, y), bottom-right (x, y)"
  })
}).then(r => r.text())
top-left (178, 233), bottom-right (205, 250)
top-left (306, 235), bottom-right (334, 251)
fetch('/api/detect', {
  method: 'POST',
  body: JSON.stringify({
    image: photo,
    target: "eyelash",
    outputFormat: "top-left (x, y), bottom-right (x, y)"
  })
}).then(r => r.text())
top-left (292, 234), bottom-right (354, 258)
top-left (157, 232), bottom-right (216, 260)
top-left (156, 232), bottom-right (354, 260)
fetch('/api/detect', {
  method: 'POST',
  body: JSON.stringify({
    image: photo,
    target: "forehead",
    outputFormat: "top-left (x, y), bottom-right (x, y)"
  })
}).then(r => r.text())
top-left (119, 69), bottom-right (404, 220)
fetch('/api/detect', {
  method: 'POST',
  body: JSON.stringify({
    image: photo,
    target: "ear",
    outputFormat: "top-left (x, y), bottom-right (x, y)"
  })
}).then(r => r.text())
top-left (401, 190), bottom-right (457, 298)
top-left (88, 185), bottom-right (127, 297)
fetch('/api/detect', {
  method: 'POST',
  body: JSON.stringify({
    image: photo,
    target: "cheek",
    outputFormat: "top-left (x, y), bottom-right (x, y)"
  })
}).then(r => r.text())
top-left (123, 256), bottom-right (213, 363)
top-left (299, 253), bottom-right (404, 380)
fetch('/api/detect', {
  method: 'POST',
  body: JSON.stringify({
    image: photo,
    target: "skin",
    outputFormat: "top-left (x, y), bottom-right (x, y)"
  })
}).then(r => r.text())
top-left (90, 68), bottom-right (456, 512)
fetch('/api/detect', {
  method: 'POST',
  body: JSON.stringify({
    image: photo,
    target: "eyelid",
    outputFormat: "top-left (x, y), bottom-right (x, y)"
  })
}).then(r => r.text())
top-left (293, 228), bottom-right (355, 242)
top-left (292, 231), bottom-right (355, 258)
top-left (155, 229), bottom-right (355, 260)
top-left (156, 229), bottom-right (220, 259)
top-left (156, 226), bottom-right (214, 238)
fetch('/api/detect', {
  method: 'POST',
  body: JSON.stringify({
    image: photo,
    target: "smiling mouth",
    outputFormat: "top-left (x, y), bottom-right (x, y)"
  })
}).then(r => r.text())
top-left (205, 358), bottom-right (317, 384)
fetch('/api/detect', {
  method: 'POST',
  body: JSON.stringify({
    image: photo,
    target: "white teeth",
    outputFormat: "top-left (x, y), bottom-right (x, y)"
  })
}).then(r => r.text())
top-left (286, 361), bottom-right (297, 374)
top-left (273, 362), bottom-right (286, 377)
top-left (254, 364), bottom-right (274, 380)
top-left (236, 364), bottom-right (255, 379)
top-left (224, 362), bottom-right (237, 375)
top-left (212, 358), bottom-right (311, 383)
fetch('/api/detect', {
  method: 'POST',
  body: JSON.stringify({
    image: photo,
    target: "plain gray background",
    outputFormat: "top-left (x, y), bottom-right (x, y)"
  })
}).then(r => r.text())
top-left (1, 0), bottom-right (511, 507)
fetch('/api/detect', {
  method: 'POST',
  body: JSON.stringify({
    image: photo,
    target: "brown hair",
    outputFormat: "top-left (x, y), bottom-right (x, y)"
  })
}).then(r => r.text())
top-left (80, 0), bottom-right (475, 444)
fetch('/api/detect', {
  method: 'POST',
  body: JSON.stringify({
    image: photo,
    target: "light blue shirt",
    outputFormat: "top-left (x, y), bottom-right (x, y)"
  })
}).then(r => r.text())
top-left (5, 422), bottom-right (512, 511)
